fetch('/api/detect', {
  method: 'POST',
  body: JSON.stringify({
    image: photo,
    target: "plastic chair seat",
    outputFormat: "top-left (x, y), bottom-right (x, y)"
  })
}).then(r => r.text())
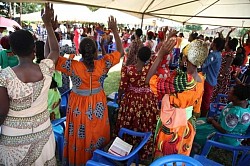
top-left (194, 155), bottom-right (222, 166)
top-left (52, 117), bottom-right (66, 161)
top-left (90, 128), bottom-right (152, 166)
top-left (150, 154), bottom-right (203, 166)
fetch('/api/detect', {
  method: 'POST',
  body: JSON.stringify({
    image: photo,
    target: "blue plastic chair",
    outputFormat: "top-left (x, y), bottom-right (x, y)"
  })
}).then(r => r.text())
top-left (90, 128), bottom-right (152, 166)
top-left (86, 160), bottom-right (110, 166)
top-left (207, 94), bottom-right (228, 117)
top-left (108, 43), bottom-right (116, 53)
top-left (194, 129), bottom-right (250, 166)
top-left (52, 116), bottom-right (66, 161)
top-left (60, 89), bottom-right (71, 117)
top-left (150, 154), bottom-right (203, 166)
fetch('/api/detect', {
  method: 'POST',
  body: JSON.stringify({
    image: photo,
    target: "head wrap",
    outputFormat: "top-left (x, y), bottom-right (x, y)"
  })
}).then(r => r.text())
top-left (187, 39), bottom-right (209, 67)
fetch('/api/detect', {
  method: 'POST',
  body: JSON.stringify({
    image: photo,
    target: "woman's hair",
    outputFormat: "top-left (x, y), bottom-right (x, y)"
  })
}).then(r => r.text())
top-left (233, 84), bottom-right (250, 101)
top-left (147, 31), bottom-right (154, 40)
top-left (228, 38), bottom-right (238, 51)
top-left (213, 37), bottom-right (225, 51)
top-left (0, 36), bottom-right (10, 49)
top-left (9, 30), bottom-right (35, 57)
top-left (79, 37), bottom-right (97, 72)
top-left (35, 41), bottom-right (45, 64)
top-left (137, 46), bottom-right (151, 63)
top-left (135, 28), bottom-right (142, 37)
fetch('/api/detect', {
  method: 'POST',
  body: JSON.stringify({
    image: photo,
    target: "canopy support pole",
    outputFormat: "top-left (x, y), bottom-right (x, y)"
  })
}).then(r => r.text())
top-left (141, 13), bottom-right (144, 29)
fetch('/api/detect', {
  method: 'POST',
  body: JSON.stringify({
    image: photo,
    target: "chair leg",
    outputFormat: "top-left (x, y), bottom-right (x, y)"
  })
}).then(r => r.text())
top-left (57, 135), bottom-right (64, 161)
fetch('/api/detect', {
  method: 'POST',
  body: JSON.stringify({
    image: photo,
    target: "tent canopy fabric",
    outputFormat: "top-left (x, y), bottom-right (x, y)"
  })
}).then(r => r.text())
top-left (3, 0), bottom-right (250, 27)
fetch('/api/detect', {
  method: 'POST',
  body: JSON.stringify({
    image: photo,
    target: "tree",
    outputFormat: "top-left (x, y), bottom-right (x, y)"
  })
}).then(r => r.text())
top-left (185, 24), bottom-right (202, 31)
top-left (0, 2), bottom-right (43, 18)
top-left (0, 2), bottom-right (10, 17)
top-left (16, 3), bottom-right (43, 14)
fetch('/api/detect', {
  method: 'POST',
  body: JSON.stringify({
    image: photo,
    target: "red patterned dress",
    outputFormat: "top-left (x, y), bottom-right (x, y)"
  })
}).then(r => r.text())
top-left (115, 59), bottom-right (159, 161)
top-left (211, 51), bottom-right (235, 103)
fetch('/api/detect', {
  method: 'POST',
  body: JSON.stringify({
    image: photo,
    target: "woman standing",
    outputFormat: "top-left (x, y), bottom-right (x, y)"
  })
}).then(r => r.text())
top-left (211, 29), bottom-right (238, 103)
top-left (116, 46), bottom-right (159, 162)
top-left (146, 37), bottom-right (208, 158)
top-left (56, 16), bottom-right (123, 165)
top-left (0, 4), bottom-right (59, 165)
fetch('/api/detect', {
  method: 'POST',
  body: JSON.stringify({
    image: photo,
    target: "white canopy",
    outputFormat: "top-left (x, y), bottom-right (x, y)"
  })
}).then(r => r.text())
top-left (4, 0), bottom-right (250, 27)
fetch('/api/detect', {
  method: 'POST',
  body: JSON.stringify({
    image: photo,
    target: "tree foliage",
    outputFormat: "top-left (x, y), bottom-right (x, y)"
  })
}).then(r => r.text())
top-left (185, 24), bottom-right (202, 31)
top-left (0, 2), bottom-right (43, 18)
top-left (16, 3), bottom-right (43, 14)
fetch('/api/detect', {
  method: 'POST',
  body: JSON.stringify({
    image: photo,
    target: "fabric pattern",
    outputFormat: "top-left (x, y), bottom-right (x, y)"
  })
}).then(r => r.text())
top-left (150, 73), bottom-right (205, 157)
top-left (0, 59), bottom-right (56, 165)
top-left (56, 51), bottom-right (120, 165)
top-left (115, 57), bottom-right (159, 161)
top-left (211, 51), bottom-right (236, 103)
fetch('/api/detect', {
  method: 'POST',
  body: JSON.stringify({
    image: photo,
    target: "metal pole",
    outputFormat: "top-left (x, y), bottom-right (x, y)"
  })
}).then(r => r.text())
top-left (20, 2), bottom-right (22, 27)
top-left (141, 13), bottom-right (144, 29)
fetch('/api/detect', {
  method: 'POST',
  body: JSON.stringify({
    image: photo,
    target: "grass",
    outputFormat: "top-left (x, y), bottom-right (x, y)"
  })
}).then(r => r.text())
top-left (104, 71), bottom-right (121, 96)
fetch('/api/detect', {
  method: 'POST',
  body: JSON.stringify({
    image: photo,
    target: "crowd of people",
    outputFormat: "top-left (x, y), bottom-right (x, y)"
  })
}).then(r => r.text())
top-left (0, 2), bottom-right (250, 166)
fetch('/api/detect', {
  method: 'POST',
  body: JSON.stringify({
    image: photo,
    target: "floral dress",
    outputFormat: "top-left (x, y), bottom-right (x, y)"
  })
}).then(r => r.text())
top-left (211, 51), bottom-right (235, 103)
top-left (56, 51), bottom-right (120, 165)
top-left (115, 58), bottom-right (159, 161)
top-left (0, 59), bottom-right (56, 165)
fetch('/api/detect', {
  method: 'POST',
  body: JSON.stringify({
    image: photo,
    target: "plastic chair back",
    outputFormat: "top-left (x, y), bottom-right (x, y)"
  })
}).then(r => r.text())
top-left (108, 43), bottom-right (117, 53)
top-left (150, 154), bottom-right (203, 166)
top-left (60, 89), bottom-right (71, 117)
top-left (92, 128), bottom-right (152, 166)
top-left (52, 117), bottom-right (66, 161)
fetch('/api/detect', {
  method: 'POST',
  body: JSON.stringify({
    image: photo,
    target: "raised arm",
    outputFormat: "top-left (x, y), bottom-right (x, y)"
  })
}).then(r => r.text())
top-left (241, 30), bottom-right (250, 46)
top-left (225, 28), bottom-right (235, 48)
top-left (108, 16), bottom-right (123, 57)
top-left (145, 30), bottom-right (177, 84)
top-left (42, 3), bottom-right (59, 64)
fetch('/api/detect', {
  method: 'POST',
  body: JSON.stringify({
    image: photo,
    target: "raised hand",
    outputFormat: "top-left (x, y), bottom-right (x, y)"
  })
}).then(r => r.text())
top-left (159, 37), bottom-right (177, 56)
top-left (108, 16), bottom-right (117, 32)
top-left (41, 3), bottom-right (53, 26)
top-left (166, 29), bottom-right (178, 40)
top-left (13, 25), bottom-right (21, 31)
top-left (52, 15), bottom-right (58, 31)
top-left (230, 27), bottom-right (236, 32)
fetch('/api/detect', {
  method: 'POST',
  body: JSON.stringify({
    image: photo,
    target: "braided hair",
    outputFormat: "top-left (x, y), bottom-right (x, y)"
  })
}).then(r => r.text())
top-left (79, 38), bottom-right (97, 72)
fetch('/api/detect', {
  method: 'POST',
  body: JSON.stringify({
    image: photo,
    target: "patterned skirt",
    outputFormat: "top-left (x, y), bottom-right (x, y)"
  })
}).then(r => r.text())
top-left (115, 88), bottom-right (159, 161)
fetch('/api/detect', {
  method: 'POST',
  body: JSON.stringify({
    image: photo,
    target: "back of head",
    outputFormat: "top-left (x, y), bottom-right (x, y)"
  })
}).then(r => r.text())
top-left (233, 84), bottom-right (250, 101)
top-left (137, 46), bottom-right (151, 63)
top-left (79, 37), bottom-right (97, 72)
top-left (0, 36), bottom-right (10, 49)
top-left (9, 30), bottom-right (34, 57)
top-left (35, 41), bottom-right (45, 63)
top-left (228, 38), bottom-right (238, 51)
top-left (147, 31), bottom-right (154, 40)
top-left (135, 28), bottom-right (142, 37)
top-left (179, 33), bottom-right (184, 38)
top-left (213, 37), bottom-right (225, 52)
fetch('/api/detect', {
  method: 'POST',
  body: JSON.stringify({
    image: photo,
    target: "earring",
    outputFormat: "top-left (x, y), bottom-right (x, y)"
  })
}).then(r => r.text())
top-left (184, 61), bottom-right (187, 67)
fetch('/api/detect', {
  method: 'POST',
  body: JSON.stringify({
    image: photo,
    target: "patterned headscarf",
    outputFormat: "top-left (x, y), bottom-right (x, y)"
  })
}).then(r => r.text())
top-left (187, 39), bottom-right (209, 67)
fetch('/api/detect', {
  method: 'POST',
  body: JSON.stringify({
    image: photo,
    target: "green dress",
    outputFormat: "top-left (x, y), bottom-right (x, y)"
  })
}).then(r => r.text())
top-left (48, 71), bottom-right (62, 120)
top-left (0, 49), bottom-right (19, 69)
top-left (195, 101), bottom-right (250, 146)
